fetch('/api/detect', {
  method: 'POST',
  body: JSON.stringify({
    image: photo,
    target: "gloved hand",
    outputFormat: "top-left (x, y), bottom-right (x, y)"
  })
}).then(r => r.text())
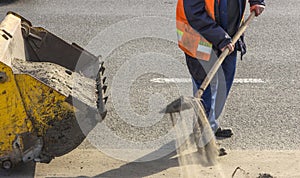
top-left (250, 5), bottom-right (265, 16)
top-left (221, 43), bottom-right (235, 54)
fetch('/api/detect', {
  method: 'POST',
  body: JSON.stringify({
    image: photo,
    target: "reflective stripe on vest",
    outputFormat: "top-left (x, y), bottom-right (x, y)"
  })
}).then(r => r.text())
top-left (176, 21), bottom-right (212, 61)
top-left (176, 0), bottom-right (215, 61)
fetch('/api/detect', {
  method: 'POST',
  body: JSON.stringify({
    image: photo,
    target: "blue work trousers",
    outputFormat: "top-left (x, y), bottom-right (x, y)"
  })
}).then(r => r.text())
top-left (185, 50), bottom-right (237, 132)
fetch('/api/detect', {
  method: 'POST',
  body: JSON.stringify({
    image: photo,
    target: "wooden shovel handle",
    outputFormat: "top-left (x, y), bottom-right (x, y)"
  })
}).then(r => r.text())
top-left (196, 11), bottom-right (256, 98)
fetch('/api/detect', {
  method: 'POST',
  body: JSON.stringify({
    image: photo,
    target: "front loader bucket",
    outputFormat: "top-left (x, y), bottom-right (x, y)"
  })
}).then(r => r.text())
top-left (0, 12), bottom-right (107, 169)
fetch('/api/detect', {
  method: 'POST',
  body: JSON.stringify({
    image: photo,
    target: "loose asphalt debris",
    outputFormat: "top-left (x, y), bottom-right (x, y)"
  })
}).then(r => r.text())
top-left (257, 173), bottom-right (274, 178)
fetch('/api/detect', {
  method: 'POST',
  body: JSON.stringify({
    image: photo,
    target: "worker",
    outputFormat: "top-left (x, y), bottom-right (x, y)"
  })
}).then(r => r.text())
top-left (176, 0), bottom-right (265, 138)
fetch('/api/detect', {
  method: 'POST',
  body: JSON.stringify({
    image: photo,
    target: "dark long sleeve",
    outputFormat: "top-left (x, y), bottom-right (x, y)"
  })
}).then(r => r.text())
top-left (249, 0), bottom-right (265, 6)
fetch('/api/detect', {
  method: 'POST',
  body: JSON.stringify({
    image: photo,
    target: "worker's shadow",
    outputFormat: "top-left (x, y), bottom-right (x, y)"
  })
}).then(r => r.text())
top-left (79, 137), bottom-right (215, 178)
top-left (93, 147), bottom-right (179, 178)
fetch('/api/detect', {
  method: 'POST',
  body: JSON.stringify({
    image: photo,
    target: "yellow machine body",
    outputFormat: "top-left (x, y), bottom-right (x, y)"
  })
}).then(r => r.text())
top-left (0, 12), bottom-right (107, 169)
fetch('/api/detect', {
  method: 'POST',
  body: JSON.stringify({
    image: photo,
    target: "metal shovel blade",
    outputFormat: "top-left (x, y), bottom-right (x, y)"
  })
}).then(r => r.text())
top-left (164, 96), bottom-right (201, 113)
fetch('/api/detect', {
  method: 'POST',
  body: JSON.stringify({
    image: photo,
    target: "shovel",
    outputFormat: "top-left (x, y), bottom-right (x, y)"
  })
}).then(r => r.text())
top-left (165, 11), bottom-right (256, 164)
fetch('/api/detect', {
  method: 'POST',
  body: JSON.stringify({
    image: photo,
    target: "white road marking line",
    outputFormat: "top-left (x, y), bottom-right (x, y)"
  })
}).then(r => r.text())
top-left (150, 78), bottom-right (266, 84)
top-left (150, 78), bottom-right (191, 83)
top-left (234, 78), bottom-right (266, 84)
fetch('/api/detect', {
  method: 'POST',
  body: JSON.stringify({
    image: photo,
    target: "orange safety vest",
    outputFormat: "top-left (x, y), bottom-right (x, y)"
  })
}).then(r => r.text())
top-left (176, 0), bottom-right (215, 61)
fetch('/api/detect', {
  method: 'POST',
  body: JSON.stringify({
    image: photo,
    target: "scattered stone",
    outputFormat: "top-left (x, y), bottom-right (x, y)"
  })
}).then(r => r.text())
top-left (257, 173), bottom-right (274, 178)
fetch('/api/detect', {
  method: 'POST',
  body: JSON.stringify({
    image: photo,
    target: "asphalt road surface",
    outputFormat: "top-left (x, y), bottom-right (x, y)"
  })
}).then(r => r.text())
top-left (0, 0), bottom-right (299, 176)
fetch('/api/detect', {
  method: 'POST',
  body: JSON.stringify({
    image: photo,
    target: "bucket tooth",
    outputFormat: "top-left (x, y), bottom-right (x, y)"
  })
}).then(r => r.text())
top-left (99, 66), bottom-right (105, 75)
top-left (100, 61), bottom-right (104, 67)
top-left (103, 96), bottom-right (108, 104)
top-left (99, 62), bottom-right (105, 76)
top-left (102, 76), bottom-right (107, 84)
top-left (102, 85), bottom-right (107, 93)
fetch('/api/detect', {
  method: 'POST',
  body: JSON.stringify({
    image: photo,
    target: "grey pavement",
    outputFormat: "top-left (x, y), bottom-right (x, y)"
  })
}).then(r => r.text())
top-left (0, 0), bottom-right (299, 172)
